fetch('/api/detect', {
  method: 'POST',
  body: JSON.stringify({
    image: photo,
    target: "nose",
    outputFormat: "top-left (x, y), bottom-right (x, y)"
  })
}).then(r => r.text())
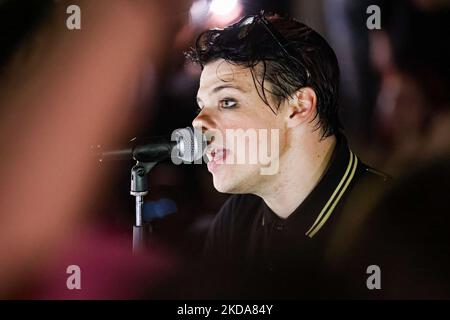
top-left (192, 109), bottom-right (218, 147)
top-left (192, 114), bottom-right (204, 132)
top-left (192, 108), bottom-right (215, 133)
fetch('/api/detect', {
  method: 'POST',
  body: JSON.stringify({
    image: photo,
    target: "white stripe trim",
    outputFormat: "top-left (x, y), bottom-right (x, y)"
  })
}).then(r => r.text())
top-left (305, 150), bottom-right (354, 236)
top-left (306, 151), bottom-right (358, 238)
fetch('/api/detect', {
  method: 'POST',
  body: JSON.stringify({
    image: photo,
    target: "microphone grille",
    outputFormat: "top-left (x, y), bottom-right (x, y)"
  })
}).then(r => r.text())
top-left (172, 127), bottom-right (206, 162)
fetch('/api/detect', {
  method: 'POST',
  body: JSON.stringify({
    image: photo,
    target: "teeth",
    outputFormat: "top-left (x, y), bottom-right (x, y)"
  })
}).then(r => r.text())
top-left (214, 149), bottom-right (224, 161)
top-left (207, 147), bottom-right (225, 162)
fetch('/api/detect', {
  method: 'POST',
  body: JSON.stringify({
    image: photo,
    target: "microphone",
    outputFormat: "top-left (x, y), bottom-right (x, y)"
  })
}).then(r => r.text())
top-left (97, 127), bottom-right (206, 163)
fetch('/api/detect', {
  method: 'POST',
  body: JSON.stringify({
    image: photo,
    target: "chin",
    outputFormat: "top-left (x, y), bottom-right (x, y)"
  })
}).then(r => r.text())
top-left (212, 177), bottom-right (237, 194)
top-left (212, 167), bottom-right (257, 194)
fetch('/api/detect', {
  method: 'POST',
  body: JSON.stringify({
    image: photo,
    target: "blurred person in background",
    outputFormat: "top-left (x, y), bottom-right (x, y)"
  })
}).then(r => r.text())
top-left (325, 153), bottom-right (450, 299)
top-left (308, 0), bottom-right (450, 298)
top-left (368, 0), bottom-right (450, 173)
top-left (322, 0), bottom-right (450, 172)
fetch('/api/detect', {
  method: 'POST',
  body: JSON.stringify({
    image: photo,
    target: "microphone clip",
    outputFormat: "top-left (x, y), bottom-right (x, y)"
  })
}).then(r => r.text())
top-left (130, 160), bottom-right (157, 254)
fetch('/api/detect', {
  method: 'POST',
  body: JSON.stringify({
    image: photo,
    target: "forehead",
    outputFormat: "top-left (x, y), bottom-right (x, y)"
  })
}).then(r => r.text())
top-left (198, 59), bottom-right (253, 94)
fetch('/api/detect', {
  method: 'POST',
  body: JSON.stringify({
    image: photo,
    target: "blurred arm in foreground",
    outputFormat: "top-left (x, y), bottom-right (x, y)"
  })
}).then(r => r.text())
top-left (0, 0), bottom-right (190, 297)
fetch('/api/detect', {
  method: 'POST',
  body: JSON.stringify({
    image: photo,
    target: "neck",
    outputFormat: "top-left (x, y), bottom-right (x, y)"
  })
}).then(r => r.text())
top-left (257, 134), bottom-right (337, 219)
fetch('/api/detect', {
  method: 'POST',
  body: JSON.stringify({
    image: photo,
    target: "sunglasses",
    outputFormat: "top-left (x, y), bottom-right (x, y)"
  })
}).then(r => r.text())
top-left (236, 14), bottom-right (311, 80)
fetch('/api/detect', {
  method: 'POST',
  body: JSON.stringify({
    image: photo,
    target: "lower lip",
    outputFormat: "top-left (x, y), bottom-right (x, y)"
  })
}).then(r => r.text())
top-left (207, 149), bottom-right (228, 173)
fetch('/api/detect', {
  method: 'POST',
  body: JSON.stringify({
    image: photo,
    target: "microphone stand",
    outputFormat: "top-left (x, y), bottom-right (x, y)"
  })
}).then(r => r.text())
top-left (130, 161), bottom-right (156, 254)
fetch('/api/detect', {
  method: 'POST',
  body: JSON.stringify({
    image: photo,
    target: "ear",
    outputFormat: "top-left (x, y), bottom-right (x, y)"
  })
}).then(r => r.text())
top-left (285, 87), bottom-right (317, 129)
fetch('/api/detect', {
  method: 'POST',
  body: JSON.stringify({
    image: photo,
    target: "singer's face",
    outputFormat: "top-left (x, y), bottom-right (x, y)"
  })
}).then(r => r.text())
top-left (193, 59), bottom-right (287, 194)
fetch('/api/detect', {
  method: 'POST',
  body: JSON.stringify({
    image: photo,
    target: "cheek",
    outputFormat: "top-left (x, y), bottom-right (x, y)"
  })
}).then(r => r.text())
top-left (213, 107), bottom-right (283, 153)
top-left (217, 114), bottom-right (256, 130)
top-left (226, 127), bottom-right (284, 167)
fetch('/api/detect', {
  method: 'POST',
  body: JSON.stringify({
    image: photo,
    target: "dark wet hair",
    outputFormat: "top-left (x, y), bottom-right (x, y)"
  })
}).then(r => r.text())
top-left (185, 12), bottom-right (342, 138)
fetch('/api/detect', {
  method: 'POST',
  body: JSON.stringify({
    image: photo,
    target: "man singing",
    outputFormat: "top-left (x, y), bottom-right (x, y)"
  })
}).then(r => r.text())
top-left (186, 13), bottom-right (389, 297)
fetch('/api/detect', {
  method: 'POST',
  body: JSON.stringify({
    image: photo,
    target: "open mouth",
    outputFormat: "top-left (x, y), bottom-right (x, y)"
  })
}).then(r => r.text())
top-left (207, 147), bottom-right (229, 172)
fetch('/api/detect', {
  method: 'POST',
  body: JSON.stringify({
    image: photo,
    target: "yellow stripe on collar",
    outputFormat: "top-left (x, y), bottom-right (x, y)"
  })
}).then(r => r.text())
top-left (305, 150), bottom-right (358, 238)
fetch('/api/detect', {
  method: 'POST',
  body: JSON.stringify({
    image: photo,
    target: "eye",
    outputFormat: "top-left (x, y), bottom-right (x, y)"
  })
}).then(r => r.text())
top-left (219, 98), bottom-right (238, 109)
top-left (195, 106), bottom-right (203, 115)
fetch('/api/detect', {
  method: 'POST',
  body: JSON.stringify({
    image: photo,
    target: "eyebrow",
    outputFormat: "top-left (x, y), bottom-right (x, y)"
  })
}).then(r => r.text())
top-left (197, 84), bottom-right (247, 104)
top-left (211, 84), bottom-right (247, 93)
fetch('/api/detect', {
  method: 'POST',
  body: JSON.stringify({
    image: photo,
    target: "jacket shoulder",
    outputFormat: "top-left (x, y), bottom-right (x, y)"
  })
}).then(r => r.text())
top-left (357, 161), bottom-right (391, 185)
